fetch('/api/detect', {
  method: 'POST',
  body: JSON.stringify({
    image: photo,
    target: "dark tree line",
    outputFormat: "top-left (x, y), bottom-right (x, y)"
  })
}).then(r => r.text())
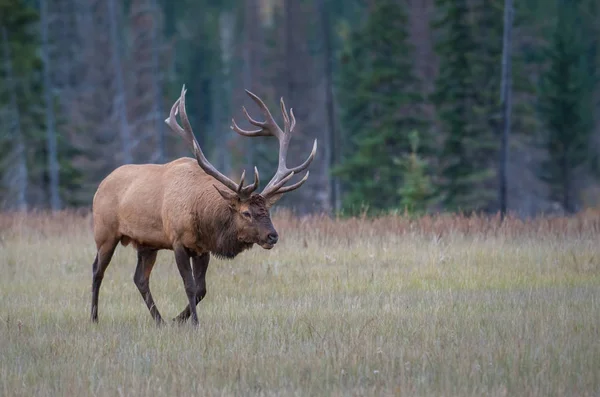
top-left (1, 0), bottom-right (599, 216)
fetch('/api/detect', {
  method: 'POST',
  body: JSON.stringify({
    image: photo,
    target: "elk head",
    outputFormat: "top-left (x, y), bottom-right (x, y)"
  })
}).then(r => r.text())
top-left (165, 86), bottom-right (317, 250)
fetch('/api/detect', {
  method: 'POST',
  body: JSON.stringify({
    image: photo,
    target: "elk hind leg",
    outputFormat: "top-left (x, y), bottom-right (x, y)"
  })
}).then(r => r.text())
top-left (173, 252), bottom-right (210, 323)
top-left (133, 247), bottom-right (164, 325)
top-left (90, 239), bottom-right (118, 322)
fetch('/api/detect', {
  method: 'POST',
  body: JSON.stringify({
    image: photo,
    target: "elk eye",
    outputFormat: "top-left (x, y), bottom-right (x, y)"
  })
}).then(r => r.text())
top-left (242, 211), bottom-right (252, 219)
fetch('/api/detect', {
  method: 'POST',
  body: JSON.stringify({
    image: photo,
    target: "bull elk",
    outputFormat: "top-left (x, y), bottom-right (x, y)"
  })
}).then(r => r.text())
top-left (90, 85), bottom-right (316, 325)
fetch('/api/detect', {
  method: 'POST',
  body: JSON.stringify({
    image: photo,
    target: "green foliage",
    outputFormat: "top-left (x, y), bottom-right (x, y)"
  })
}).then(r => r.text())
top-left (0, 0), bottom-right (42, 206)
top-left (0, 0), bottom-right (82, 208)
top-left (54, 98), bottom-right (84, 207)
top-left (394, 131), bottom-right (433, 215)
top-left (1, 0), bottom-right (599, 214)
top-left (432, 0), bottom-right (511, 213)
top-left (0, 0), bottom-right (41, 125)
top-left (335, 0), bottom-right (430, 215)
top-left (538, 1), bottom-right (595, 213)
top-left (163, 0), bottom-right (227, 150)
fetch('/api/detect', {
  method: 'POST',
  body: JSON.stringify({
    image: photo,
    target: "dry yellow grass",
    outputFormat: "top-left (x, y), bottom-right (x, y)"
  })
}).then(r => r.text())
top-left (1, 210), bottom-right (599, 396)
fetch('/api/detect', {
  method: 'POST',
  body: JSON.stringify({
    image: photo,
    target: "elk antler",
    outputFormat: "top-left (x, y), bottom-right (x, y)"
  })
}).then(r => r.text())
top-left (231, 90), bottom-right (317, 199)
top-left (165, 85), bottom-right (259, 197)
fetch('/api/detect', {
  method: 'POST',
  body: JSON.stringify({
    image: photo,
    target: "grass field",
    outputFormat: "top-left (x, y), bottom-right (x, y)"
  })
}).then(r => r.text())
top-left (1, 210), bottom-right (599, 396)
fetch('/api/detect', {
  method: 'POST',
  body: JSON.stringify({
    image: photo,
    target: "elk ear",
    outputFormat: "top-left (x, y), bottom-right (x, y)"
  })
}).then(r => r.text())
top-left (264, 193), bottom-right (283, 209)
top-left (213, 185), bottom-right (239, 209)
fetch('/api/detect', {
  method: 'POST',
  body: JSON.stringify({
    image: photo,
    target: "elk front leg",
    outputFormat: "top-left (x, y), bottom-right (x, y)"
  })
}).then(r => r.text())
top-left (174, 245), bottom-right (199, 325)
top-left (173, 252), bottom-right (210, 323)
top-left (90, 239), bottom-right (118, 323)
top-left (133, 248), bottom-right (164, 325)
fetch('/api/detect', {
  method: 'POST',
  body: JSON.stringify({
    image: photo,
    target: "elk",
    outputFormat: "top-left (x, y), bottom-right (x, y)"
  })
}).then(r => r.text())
top-left (90, 85), bottom-right (316, 325)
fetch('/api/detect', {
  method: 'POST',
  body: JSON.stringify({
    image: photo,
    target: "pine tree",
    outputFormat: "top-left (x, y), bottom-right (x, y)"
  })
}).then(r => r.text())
top-left (431, 0), bottom-right (533, 212)
top-left (1, 0), bottom-right (83, 208)
top-left (432, 0), bottom-right (498, 212)
top-left (471, 0), bottom-right (506, 173)
top-left (538, 1), bottom-right (594, 213)
top-left (395, 130), bottom-right (433, 215)
top-left (335, 0), bottom-right (429, 214)
top-left (0, 0), bottom-right (41, 209)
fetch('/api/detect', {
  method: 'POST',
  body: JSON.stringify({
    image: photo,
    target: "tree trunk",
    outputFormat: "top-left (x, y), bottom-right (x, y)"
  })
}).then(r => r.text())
top-left (243, 0), bottom-right (257, 171)
top-left (284, 0), bottom-right (295, 103)
top-left (40, 0), bottom-right (61, 210)
top-left (129, 0), bottom-right (165, 163)
top-left (1, 27), bottom-right (28, 211)
top-left (499, 0), bottom-right (513, 219)
top-left (150, 0), bottom-right (165, 163)
top-left (215, 10), bottom-right (234, 178)
top-left (561, 154), bottom-right (571, 213)
top-left (107, 0), bottom-right (133, 164)
top-left (319, 0), bottom-right (338, 213)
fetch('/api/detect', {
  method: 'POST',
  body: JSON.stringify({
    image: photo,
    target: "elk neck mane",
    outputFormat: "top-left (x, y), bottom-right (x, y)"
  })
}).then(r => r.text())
top-left (191, 193), bottom-right (267, 260)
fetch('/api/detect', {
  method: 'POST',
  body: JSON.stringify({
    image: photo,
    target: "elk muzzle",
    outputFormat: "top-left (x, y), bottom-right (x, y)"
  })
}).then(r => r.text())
top-left (260, 229), bottom-right (279, 249)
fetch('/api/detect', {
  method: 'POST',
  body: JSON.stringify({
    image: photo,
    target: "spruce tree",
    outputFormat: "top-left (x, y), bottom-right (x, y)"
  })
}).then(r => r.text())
top-left (335, 0), bottom-right (429, 214)
top-left (538, 1), bottom-right (593, 213)
top-left (395, 130), bottom-right (433, 215)
top-left (432, 0), bottom-right (497, 213)
top-left (0, 0), bottom-right (40, 208)
top-left (0, 0), bottom-right (82, 208)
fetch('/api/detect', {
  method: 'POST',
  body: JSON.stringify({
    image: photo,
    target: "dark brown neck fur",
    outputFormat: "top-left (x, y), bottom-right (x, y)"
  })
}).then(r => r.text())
top-left (212, 212), bottom-right (254, 259)
top-left (192, 194), bottom-right (254, 259)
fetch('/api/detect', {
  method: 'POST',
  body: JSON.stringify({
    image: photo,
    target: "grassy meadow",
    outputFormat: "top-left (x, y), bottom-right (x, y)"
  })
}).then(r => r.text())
top-left (0, 210), bottom-right (599, 396)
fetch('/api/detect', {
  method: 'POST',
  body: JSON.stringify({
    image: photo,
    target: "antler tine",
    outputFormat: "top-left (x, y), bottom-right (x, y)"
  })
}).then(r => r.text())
top-left (260, 135), bottom-right (317, 198)
top-left (280, 97), bottom-right (290, 127)
top-left (165, 85), bottom-right (260, 197)
top-left (226, 88), bottom-right (316, 200)
top-left (251, 93), bottom-right (316, 199)
top-left (261, 171), bottom-right (310, 202)
top-left (289, 139), bottom-right (317, 174)
top-left (289, 108), bottom-right (296, 131)
top-left (241, 166), bottom-right (260, 196)
top-left (242, 106), bottom-right (266, 128)
top-left (178, 86), bottom-right (198, 148)
top-left (236, 170), bottom-right (246, 194)
top-left (239, 90), bottom-right (283, 138)
top-left (229, 115), bottom-right (271, 137)
top-left (165, 97), bottom-right (186, 141)
top-left (267, 171), bottom-right (296, 193)
top-left (276, 171), bottom-right (309, 195)
top-left (230, 92), bottom-right (265, 137)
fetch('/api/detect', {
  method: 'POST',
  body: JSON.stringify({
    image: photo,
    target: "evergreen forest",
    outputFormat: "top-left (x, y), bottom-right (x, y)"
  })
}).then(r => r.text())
top-left (2, 0), bottom-right (599, 216)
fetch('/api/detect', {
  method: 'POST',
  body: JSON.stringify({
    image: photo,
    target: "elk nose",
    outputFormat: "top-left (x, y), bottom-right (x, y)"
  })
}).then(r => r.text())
top-left (267, 232), bottom-right (279, 244)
